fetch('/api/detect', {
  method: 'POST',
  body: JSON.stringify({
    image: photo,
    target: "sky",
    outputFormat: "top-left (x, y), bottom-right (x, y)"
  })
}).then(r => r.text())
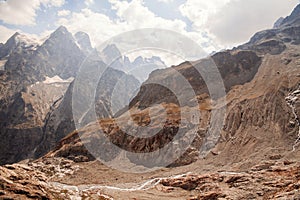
top-left (0, 0), bottom-right (299, 65)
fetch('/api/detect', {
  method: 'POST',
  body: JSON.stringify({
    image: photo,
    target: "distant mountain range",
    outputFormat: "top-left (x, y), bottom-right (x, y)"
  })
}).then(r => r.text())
top-left (101, 44), bottom-right (166, 82)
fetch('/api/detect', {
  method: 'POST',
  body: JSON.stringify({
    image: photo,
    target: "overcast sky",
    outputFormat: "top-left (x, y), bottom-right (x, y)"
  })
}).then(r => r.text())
top-left (0, 0), bottom-right (298, 63)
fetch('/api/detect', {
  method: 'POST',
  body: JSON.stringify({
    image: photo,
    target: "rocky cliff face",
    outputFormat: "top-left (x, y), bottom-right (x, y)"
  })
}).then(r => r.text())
top-left (0, 26), bottom-right (140, 165)
top-left (280, 4), bottom-right (300, 28)
top-left (0, 26), bottom-right (83, 164)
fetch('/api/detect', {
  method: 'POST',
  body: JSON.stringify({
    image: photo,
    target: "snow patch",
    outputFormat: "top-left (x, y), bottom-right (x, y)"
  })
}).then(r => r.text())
top-left (43, 76), bottom-right (74, 84)
top-left (14, 33), bottom-right (50, 50)
top-left (286, 89), bottom-right (300, 151)
top-left (0, 59), bottom-right (7, 70)
top-left (15, 34), bottom-right (40, 49)
top-left (74, 40), bottom-right (82, 51)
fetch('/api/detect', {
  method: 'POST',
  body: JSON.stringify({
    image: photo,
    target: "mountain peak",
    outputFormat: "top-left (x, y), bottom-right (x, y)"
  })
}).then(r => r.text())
top-left (101, 44), bottom-right (122, 63)
top-left (48, 26), bottom-right (71, 39)
top-left (46, 25), bottom-right (73, 43)
top-left (11, 32), bottom-right (20, 38)
top-left (74, 31), bottom-right (93, 54)
top-left (5, 32), bottom-right (20, 44)
top-left (103, 44), bottom-right (121, 55)
top-left (273, 17), bottom-right (284, 29)
top-left (55, 25), bottom-right (68, 33)
top-left (278, 4), bottom-right (300, 28)
top-left (289, 4), bottom-right (300, 19)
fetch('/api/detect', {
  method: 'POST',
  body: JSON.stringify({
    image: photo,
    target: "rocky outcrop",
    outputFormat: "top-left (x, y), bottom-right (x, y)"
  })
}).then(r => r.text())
top-left (280, 4), bottom-right (300, 28)
top-left (74, 31), bottom-right (94, 55)
top-left (1, 156), bottom-right (300, 199)
top-left (160, 161), bottom-right (300, 200)
top-left (0, 157), bottom-right (110, 200)
top-left (273, 17), bottom-right (284, 29)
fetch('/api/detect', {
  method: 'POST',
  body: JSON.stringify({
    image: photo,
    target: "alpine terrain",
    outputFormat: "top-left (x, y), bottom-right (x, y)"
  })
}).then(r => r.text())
top-left (1, 3), bottom-right (300, 200)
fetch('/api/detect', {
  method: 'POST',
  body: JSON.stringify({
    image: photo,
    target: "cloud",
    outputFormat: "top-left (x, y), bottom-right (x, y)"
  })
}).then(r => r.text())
top-left (57, 9), bottom-right (71, 17)
top-left (0, 0), bottom-right (65, 26)
top-left (84, 0), bottom-right (94, 6)
top-left (0, 25), bottom-right (18, 43)
top-left (109, 0), bottom-right (186, 30)
top-left (56, 0), bottom-right (216, 65)
top-left (157, 0), bottom-right (174, 3)
top-left (0, 24), bottom-right (52, 44)
top-left (57, 0), bottom-right (191, 46)
top-left (0, 0), bottom-right (40, 26)
top-left (180, 0), bottom-right (231, 28)
top-left (180, 0), bottom-right (299, 47)
top-left (41, 0), bottom-right (65, 7)
top-left (209, 0), bottom-right (299, 45)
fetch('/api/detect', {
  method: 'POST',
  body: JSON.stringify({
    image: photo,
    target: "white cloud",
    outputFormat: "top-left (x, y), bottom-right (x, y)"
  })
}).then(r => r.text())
top-left (0, 0), bottom-right (40, 26)
top-left (56, 0), bottom-right (216, 65)
top-left (157, 0), bottom-right (174, 3)
top-left (180, 0), bottom-right (231, 28)
top-left (57, 0), bottom-right (192, 45)
top-left (57, 9), bottom-right (71, 17)
top-left (209, 0), bottom-right (299, 45)
top-left (47, 0), bottom-right (65, 7)
top-left (0, 0), bottom-right (65, 26)
top-left (180, 0), bottom-right (299, 47)
top-left (85, 0), bottom-right (94, 6)
top-left (0, 25), bottom-right (18, 43)
top-left (109, 0), bottom-right (186, 30)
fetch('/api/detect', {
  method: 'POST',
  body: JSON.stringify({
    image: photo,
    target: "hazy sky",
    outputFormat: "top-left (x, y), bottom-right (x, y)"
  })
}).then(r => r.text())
top-left (0, 0), bottom-right (298, 59)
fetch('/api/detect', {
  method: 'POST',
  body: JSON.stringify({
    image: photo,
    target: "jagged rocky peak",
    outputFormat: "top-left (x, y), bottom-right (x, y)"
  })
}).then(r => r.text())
top-left (279, 4), bottom-right (300, 28)
top-left (43, 26), bottom-right (75, 48)
top-left (35, 26), bottom-right (85, 79)
top-left (74, 31), bottom-right (93, 54)
top-left (6, 32), bottom-right (20, 43)
top-left (273, 17), bottom-right (284, 29)
top-left (42, 26), bottom-right (77, 49)
top-left (51, 25), bottom-right (69, 37)
top-left (102, 44), bottom-right (122, 62)
top-left (0, 32), bottom-right (19, 58)
top-left (239, 4), bottom-right (300, 54)
top-left (101, 44), bottom-right (124, 70)
top-left (124, 55), bottom-right (131, 66)
top-left (132, 55), bottom-right (165, 65)
top-left (0, 32), bottom-right (40, 59)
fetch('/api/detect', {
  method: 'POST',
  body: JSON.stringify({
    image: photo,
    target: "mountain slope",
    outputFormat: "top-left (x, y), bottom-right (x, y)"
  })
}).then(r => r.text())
top-left (0, 26), bottom-right (140, 164)
top-left (50, 4), bottom-right (300, 170)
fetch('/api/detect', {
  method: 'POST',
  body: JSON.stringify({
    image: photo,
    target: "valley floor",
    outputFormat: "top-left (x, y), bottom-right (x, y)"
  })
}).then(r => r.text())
top-left (1, 152), bottom-right (300, 200)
